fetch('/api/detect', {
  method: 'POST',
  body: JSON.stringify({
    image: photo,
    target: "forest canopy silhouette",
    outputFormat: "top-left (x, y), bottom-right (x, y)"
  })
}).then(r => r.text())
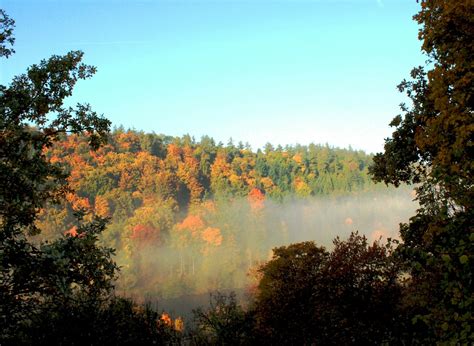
top-left (1, 0), bottom-right (473, 344)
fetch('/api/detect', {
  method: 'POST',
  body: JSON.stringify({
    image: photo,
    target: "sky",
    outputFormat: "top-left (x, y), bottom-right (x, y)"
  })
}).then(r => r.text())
top-left (1, 0), bottom-right (425, 153)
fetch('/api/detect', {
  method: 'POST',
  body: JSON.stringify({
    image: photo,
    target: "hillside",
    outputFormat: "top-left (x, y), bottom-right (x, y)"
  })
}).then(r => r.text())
top-left (36, 130), bottom-right (414, 298)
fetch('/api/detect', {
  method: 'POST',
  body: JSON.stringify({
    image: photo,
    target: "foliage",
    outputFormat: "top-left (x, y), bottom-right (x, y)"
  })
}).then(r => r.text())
top-left (0, 9), bottom-right (14, 58)
top-left (0, 11), bottom-right (177, 344)
top-left (35, 127), bottom-right (397, 298)
top-left (22, 296), bottom-right (181, 345)
top-left (251, 233), bottom-right (401, 344)
top-left (252, 241), bottom-right (328, 344)
top-left (191, 291), bottom-right (253, 345)
top-left (45, 130), bottom-right (376, 209)
top-left (369, 0), bottom-right (473, 342)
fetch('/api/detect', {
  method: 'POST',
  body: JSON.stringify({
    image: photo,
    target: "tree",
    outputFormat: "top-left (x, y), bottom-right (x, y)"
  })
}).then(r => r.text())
top-left (317, 233), bottom-right (402, 344)
top-left (0, 10), bottom-right (118, 343)
top-left (369, 0), bottom-right (473, 342)
top-left (252, 241), bottom-right (327, 344)
top-left (251, 234), bottom-right (401, 344)
top-left (0, 9), bottom-right (14, 58)
top-left (191, 291), bottom-right (252, 345)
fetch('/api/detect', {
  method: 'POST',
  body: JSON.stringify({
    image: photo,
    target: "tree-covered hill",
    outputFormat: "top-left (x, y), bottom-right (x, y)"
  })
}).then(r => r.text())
top-left (45, 128), bottom-right (377, 210)
top-left (36, 130), bottom-right (413, 299)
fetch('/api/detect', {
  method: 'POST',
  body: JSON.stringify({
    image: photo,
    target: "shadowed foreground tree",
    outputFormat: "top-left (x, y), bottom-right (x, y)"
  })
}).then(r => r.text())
top-left (251, 233), bottom-right (401, 345)
top-left (252, 242), bottom-right (327, 344)
top-left (0, 8), bottom-right (114, 342)
top-left (370, 0), bottom-right (473, 342)
top-left (0, 11), bottom-right (179, 344)
top-left (191, 291), bottom-right (253, 345)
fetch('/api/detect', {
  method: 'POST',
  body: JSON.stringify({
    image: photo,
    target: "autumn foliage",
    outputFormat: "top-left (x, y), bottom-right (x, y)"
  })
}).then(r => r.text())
top-left (247, 188), bottom-right (265, 212)
top-left (35, 130), bottom-right (390, 301)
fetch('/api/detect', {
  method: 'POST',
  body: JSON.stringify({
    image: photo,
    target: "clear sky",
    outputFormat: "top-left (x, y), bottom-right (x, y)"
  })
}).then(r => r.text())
top-left (1, 0), bottom-right (425, 153)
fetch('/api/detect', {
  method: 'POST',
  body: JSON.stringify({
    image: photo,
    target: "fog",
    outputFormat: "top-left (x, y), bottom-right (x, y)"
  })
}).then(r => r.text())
top-left (115, 188), bottom-right (417, 317)
top-left (264, 189), bottom-right (416, 247)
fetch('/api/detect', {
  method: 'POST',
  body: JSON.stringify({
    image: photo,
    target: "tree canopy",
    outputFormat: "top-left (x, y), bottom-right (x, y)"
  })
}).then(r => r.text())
top-left (252, 233), bottom-right (401, 344)
top-left (370, 0), bottom-right (473, 342)
top-left (0, 10), bottom-right (137, 343)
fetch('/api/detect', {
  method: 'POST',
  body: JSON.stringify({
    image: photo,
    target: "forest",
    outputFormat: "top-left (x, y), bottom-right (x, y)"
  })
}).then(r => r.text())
top-left (37, 130), bottom-right (416, 301)
top-left (1, 0), bottom-right (473, 345)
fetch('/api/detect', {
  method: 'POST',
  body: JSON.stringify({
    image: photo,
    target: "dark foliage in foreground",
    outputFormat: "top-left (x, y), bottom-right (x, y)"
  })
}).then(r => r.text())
top-left (0, 10), bottom-right (179, 345)
top-left (370, 0), bottom-right (473, 342)
top-left (191, 292), bottom-right (254, 345)
top-left (189, 233), bottom-right (402, 345)
top-left (251, 233), bottom-right (402, 345)
top-left (16, 296), bottom-right (178, 346)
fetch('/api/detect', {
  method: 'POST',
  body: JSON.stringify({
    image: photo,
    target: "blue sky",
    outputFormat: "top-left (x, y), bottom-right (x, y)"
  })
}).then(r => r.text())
top-left (1, 0), bottom-right (424, 153)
